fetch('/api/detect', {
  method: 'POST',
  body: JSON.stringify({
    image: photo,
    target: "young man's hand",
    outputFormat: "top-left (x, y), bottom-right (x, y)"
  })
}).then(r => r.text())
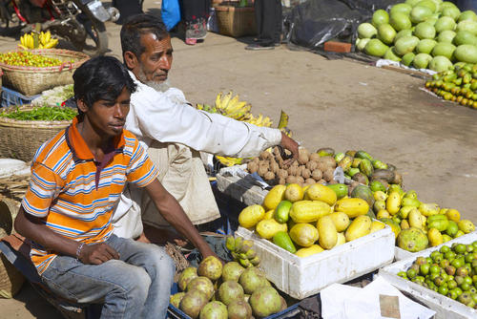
top-left (79, 243), bottom-right (120, 265)
top-left (280, 132), bottom-right (299, 165)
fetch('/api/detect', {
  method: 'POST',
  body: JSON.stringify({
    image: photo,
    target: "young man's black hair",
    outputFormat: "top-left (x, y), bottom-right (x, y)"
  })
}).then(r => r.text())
top-left (120, 14), bottom-right (170, 61)
top-left (73, 56), bottom-right (136, 111)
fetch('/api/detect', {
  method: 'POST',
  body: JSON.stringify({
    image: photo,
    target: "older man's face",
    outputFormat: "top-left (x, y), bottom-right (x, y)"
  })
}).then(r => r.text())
top-left (137, 33), bottom-right (173, 84)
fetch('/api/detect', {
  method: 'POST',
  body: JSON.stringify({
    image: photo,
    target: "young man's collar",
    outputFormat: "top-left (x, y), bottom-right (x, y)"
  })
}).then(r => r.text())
top-left (67, 116), bottom-right (126, 161)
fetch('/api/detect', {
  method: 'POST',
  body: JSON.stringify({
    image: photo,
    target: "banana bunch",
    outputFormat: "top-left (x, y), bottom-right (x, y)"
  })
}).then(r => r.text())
top-left (245, 114), bottom-right (273, 127)
top-left (19, 30), bottom-right (58, 50)
top-left (226, 236), bottom-right (261, 268)
top-left (196, 103), bottom-right (218, 113)
top-left (215, 156), bottom-right (243, 167)
top-left (215, 91), bottom-right (252, 121)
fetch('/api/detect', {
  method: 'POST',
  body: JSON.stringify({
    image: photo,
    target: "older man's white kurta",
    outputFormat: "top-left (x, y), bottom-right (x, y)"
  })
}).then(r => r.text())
top-left (112, 72), bottom-right (282, 239)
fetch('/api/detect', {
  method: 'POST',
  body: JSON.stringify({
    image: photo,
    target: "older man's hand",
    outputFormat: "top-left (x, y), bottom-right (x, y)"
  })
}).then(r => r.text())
top-left (280, 132), bottom-right (299, 166)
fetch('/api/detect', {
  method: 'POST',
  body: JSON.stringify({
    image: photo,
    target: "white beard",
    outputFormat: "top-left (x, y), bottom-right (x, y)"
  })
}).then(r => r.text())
top-left (137, 68), bottom-right (171, 92)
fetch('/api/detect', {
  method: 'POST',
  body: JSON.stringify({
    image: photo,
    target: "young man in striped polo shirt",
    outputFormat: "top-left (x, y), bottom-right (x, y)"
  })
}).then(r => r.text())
top-left (14, 56), bottom-right (216, 318)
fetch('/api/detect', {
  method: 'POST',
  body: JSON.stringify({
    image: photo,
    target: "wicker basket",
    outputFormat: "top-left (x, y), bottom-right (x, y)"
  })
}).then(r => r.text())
top-left (0, 105), bottom-right (73, 162)
top-left (0, 49), bottom-right (89, 96)
top-left (0, 197), bottom-right (24, 299)
top-left (215, 2), bottom-right (257, 38)
top-left (0, 69), bottom-right (3, 97)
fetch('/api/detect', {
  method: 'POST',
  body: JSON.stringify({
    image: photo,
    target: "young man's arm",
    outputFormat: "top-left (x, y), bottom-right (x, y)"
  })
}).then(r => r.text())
top-left (15, 207), bottom-right (119, 264)
top-left (144, 179), bottom-right (217, 259)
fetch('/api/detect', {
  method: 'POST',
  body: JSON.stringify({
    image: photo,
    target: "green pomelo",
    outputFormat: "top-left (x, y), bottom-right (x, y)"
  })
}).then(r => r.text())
top-left (431, 42), bottom-right (456, 60)
top-left (390, 3), bottom-right (413, 16)
top-left (364, 38), bottom-right (389, 57)
top-left (413, 53), bottom-right (433, 68)
top-left (456, 20), bottom-right (477, 35)
top-left (402, 52), bottom-right (416, 66)
top-left (441, 6), bottom-right (461, 21)
top-left (397, 227), bottom-right (429, 252)
top-left (416, 39), bottom-right (437, 54)
top-left (437, 30), bottom-right (456, 43)
top-left (458, 10), bottom-right (477, 22)
top-left (372, 9), bottom-right (389, 27)
top-left (454, 31), bottom-right (477, 46)
top-left (356, 38), bottom-right (371, 51)
top-left (434, 16), bottom-right (456, 33)
top-left (454, 44), bottom-right (477, 63)
top-left (410, 6), bottom-right (433, 24)
top-left (377, 24), bottom-right (397, 44)
top-left (406, 0), bottom-right (421, 6)
top-left (439, 1), bottom-right (457, 12)
top-left (384, 47), bottom-right (402, 61)
top-left (429, 56), bottom-right (453, 72)
top-left (390, 13), bottom-right (412, 31)
top-left (414, 22), bottom-right (436, 39)
top-left (358, 23), bottom-right (377, 39)
top-left (416, 0), bottom-right (437, 13)
top-left (394, 29), bottom-right (413, 43)
top-left (394, 36), bottom-right (420, 56)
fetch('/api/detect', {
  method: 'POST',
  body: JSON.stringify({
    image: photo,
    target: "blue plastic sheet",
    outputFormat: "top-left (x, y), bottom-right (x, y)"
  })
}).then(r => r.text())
top-left (161, 0), bottom-right (181, 31)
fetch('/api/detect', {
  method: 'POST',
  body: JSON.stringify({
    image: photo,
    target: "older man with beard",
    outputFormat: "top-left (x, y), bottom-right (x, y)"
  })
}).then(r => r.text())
top-left (112, 14), bottom-right (299, 243)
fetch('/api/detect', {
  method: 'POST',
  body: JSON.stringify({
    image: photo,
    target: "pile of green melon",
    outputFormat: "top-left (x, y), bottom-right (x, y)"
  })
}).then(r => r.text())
top-left (356, 0), bottom-right (477, 72)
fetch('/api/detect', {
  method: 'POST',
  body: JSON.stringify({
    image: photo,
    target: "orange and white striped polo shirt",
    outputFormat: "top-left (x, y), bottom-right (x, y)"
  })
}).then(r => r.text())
top-left (22, 116), bottom-right (159, 274)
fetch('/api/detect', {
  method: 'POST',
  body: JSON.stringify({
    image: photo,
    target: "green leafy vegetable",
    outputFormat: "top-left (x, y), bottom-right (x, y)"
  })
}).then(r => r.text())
top-left (0, 106), bottom-right (77, 121)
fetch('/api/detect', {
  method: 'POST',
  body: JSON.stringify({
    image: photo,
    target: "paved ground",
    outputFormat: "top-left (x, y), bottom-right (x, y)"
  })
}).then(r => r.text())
top-left (0, 0), bottom-right (476, 317)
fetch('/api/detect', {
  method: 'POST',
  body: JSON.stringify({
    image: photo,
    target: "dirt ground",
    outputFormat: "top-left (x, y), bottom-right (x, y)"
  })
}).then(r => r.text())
top-left (0, 0), bottom-right (476, 317)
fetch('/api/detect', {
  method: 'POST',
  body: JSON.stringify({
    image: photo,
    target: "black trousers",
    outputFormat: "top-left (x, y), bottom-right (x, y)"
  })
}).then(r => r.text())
top-left (254, 0), bottom-right (282, 45)
top-left (179, 0), bottom-right (211, 23)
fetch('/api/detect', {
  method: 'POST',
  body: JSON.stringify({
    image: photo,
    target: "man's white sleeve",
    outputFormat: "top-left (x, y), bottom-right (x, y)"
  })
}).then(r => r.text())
top-left (134, 88), bottom-right (282, 158)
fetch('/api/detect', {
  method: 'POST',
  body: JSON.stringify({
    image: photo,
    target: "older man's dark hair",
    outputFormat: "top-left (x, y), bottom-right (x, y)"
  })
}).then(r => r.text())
top-left (120, 14), bottom-right (170, 60)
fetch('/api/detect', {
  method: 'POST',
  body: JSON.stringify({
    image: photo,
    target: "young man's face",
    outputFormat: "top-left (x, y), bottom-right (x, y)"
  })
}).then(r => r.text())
top-left (81, 87), bottom-right (131, 137)
top-left (136, 33), bottom-right (173, 84)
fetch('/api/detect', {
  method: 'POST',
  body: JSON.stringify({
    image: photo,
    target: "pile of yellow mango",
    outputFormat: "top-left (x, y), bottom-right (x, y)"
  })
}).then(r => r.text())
top-left (238, 183), bottom-right (384, 258)
top-left (372, 188), bottom-right (475, 252)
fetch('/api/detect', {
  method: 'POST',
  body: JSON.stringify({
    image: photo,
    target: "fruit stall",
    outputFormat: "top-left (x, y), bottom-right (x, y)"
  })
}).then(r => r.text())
top-left (0, 4), bottom-right (476, 318)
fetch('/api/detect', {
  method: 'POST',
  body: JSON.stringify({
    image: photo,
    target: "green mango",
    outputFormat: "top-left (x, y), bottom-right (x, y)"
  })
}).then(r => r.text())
top-left (347, 168), bottom-right (360, 177)
top-left (355, 150), bottom-right (374, 161)
top-left (351, 185), bottom-right (375, 207)
top-left (273, 231), bottom-right (297, 254)
top-left (334, 152), bottom-right (345, 163)
top-left (274, 200), bottom-right (292, 223)
top-left (359, 159), bottom-right (374, 177)
top-left (327, 184), bottom-right (348, 199)
top-left (401, 198), bottom-right (421, 207)
top-left (372, 159), bottom-right (388, 169)
top-left (370, 180), bottom-right (387, 192)
top-left (338, 155), bottom-right (353, 171)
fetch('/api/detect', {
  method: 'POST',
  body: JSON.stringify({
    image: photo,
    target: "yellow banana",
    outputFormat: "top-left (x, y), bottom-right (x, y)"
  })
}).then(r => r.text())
top-left (17, 44), bottom-right (29, 50)
top-left (218, 91), bottom-right (233, 110)
top-left (40, 31), bottom-right (44, 45)
top-left (27, 34), bottom-right (34, 49)
top-left (20, 34), bottom-right (25, 46)
top-left (45, 30), bottom-right (51, 44)
top-left (224, 94), bottom-right (240, 111)
top-left (43, 38), bottom-right (58, 49)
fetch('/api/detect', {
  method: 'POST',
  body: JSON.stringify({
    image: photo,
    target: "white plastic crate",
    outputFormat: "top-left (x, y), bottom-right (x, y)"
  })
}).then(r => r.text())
top-left (379, 233), bottom-right (477, 319)
top-left (395, 231), bottom-right (477, 261)
top-left (236, 225), bottom-right (395, 299)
